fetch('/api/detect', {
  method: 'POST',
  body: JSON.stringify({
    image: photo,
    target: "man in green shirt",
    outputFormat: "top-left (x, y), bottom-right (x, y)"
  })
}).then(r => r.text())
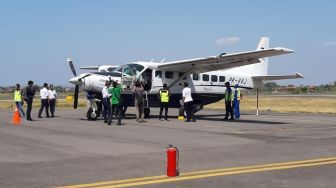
top-left (108, 81), bottom-right (123, 125)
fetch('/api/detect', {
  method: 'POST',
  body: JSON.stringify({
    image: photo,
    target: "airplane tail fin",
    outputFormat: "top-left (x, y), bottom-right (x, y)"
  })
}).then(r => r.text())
top-left (254, 36), bottom-right (269, 75)
top-left (232, 37), bottom-right (269, 76)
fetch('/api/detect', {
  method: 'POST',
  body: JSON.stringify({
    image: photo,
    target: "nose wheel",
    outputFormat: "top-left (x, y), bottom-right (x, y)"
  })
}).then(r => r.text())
top-left (87, 108), bottom-right (99, 121)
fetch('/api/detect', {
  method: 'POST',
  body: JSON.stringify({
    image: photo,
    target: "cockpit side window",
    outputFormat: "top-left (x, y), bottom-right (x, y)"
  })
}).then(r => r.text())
top-left (155, 71), bottom-right (162, 78)
top-left (115, 64), bottom-right (145, 76)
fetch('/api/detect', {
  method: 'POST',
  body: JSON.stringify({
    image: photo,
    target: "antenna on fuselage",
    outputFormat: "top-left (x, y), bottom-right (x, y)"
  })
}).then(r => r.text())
top-left (160, 58), bottom-right (165, 63)
top-left (150, 59), bottom-right (154, 63)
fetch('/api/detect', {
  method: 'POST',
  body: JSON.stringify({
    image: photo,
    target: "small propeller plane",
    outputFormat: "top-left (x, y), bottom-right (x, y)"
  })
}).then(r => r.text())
top-left (68, 37), bottom-right (303, 120)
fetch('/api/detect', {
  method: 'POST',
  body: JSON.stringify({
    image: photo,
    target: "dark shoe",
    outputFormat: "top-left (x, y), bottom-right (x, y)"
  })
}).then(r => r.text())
top-left (108, 122), bottom-right (111, 125)
top-left (47, 116), bottom-right (50, 118)
top-left (165, 119), bottom-right (169, 121)
top-left (223, 118), bottom-right (228, 120)
top-left (192, 119), bottom-right (196, 122)
top-left (116, 123), bottom-right (122, 126)
top-left (184, 120), bottom-right (190, 122)
top-left (230, 118), bottom-right (234, 120)
top-left (38, 116), bottom-right (43, 118)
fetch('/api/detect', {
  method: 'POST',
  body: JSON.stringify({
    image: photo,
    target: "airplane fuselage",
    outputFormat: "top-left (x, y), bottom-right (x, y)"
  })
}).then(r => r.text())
top-left (76, 62), bottom-right (254, 108)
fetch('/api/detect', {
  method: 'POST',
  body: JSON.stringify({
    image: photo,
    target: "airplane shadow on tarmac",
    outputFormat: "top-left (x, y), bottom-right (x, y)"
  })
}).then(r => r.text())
top-left (80, 113), bottom-right (289, 125)
top-left (196, 113), bottom-right (290, 125)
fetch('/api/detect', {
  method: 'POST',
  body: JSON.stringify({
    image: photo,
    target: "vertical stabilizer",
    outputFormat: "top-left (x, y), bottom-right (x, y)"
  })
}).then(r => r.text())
top-left (257, 36), bottom-right (269, 50)
top-left (230, 37), bottom-right (270, 76)
top-left (254, 37), bottom-right (269, 75)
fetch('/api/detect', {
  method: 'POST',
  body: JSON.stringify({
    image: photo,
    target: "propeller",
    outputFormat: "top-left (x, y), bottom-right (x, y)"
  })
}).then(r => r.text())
top-left (68, 58), bottom-right (77, 76)
top-left (74, 85), bottom-right (79, 109)
top-left (67, 58), bottom-right (79, 109)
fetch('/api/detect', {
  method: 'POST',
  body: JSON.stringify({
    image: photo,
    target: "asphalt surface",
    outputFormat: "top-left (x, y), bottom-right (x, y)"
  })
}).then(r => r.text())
top-left (0, 107), bottom-right (335, 188)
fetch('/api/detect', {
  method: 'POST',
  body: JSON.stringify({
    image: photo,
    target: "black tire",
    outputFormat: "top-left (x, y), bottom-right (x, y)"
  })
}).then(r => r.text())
top-left (144, 108), bottom-right (150, 118)
top-left (86, 108), bottom-right (98, 121)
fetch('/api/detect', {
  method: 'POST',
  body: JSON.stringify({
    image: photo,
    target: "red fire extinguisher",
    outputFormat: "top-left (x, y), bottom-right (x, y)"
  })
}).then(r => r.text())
top-left (167, 144), bottom-right (179, 177)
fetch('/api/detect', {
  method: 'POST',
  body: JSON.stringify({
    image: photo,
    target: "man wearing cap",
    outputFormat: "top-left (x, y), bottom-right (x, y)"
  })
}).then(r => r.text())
top-left (24, 80), bottom-right (36, 121)
top-left (233, 84), bottom-right (242, 119)
top-left (158, 83), bottom-right (171, 121)
top-left (48, 84), bottom-right (57, 117)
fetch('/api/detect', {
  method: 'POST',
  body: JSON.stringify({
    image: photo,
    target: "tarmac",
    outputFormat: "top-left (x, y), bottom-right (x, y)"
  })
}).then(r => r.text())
top-left (0, 107), bottom-right (336, 188)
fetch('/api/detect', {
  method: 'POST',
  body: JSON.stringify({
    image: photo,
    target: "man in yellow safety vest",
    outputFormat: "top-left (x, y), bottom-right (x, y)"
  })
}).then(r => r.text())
top-left (224, 82), bottom-right (234, 120)
top-left (158, 83), bottom-right (171, 121)
top-left (13, 84), bottom-right (25, 117)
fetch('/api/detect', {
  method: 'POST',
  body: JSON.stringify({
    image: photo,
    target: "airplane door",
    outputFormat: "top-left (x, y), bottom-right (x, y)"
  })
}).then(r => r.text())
top-left (120, 65), bottom-right (136, 94)
top-left (141, 68), bottom-right (153, 92)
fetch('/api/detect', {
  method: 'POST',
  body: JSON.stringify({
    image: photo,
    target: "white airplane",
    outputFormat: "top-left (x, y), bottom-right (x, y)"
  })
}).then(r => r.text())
top-left (68, 37), bottom-right (303, 120)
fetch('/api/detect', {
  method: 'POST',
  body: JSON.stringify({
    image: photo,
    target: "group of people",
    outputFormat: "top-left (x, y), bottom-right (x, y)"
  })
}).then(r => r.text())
top-left (13, 81), bottom-right (57, 122)
top-left (101, 80), bottom-right (123, 125)
top-left (100, 80), bottom-right (198, 125)
top-left (14, 79), bottom-right (240, 123)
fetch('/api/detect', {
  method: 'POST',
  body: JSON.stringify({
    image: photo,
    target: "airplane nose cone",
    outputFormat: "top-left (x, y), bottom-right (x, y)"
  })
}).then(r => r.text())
top-left (69, 77), bottom-right (82, 85)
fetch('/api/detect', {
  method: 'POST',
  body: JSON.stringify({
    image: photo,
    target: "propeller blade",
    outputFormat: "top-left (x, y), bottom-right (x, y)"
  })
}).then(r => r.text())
top-left (74, 85), bottom-right (79, 109)
top-left (67, 58), bottom-right (77, 76)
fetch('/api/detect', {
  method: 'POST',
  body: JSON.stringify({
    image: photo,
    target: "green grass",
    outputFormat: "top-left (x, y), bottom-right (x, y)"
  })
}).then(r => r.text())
top-left (0, 98), bottom-right (87, 109)
top-left (205, 95), bottom-right (336, 114)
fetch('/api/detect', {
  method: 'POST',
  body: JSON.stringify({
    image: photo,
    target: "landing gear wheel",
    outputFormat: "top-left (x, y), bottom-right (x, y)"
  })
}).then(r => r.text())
top-left (144, 108), bottom-right (150, 118)
top-left (87, 108), bottom-right (98, 121)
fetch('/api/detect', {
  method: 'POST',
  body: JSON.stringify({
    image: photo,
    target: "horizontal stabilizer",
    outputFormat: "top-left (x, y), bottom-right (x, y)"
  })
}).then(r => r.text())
top-left (252, 72), bottom-right (304, 81)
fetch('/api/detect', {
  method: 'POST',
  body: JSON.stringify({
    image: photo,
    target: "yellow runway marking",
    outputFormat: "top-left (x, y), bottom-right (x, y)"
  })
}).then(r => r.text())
top-left (57, 157), bottom-right (336, 188)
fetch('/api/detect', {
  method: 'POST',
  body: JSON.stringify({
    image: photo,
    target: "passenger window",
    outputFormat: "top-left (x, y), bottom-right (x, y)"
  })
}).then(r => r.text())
top-left (211, 75), bottom-right (218, 82)
top-left (202, 74), bottom-right (209, 81)
top-left (165, 71), bottom-right (174, 79)
top-left (155, 71), bottom-right (162, 78)
top-left (219, 76), bottom-right (225, 82)
top-left (178, 72), bottom-right (187, 80)
top-left (192, 73), bottom-right (199, 81)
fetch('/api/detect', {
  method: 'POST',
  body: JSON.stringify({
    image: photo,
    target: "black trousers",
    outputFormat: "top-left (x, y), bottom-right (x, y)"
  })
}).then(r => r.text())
top-left (26, 98), bottom-right (33, 120)
top-left (159, 102), bottom-right (169, 120)
top-left (49, 99), bottom-right (56, 117)
top-left (225, 101), bottom-right (234, 119)
top-left (110, 104), bottom-right (121, 125)
top-left (102, 98), bottom-right (111, 123)
top-left (38, 99), bottom-right (49, 117)
top-left (184, 101), bottom-right (195, 121)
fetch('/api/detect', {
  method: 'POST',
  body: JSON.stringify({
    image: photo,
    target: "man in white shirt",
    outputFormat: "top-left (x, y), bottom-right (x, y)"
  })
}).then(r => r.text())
top-left (38, 83), bottom-right (50, 118)
top-left (48, 84), bottom-right (57, 117)
top-left (102, 81), bottom-right (111, 124)
top-left (182, 82), bottom-right (196, 122)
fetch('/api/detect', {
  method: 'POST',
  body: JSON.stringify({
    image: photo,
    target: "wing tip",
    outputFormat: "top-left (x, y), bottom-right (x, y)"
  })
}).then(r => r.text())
top-left (295, 72), bottom-right (304, 78)
top-left (273, 47), bottom-right (295, 53)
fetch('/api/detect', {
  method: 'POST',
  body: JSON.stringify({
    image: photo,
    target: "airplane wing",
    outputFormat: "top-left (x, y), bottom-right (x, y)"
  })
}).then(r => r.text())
top-left (157, 47), bottom-right (294, 73)
top-left (80, 66), bottom-right (99, 70)
top-left (252, 72), bottom-right (304, 81)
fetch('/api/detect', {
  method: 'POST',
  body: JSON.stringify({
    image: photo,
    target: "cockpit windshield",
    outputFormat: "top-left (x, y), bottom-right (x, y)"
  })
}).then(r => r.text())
top-left (115, 64), bottom-right (145, 76)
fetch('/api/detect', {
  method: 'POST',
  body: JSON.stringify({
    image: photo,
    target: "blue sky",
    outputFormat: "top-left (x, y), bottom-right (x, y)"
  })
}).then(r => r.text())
top-left (1, 0), bottom-right (335, 86)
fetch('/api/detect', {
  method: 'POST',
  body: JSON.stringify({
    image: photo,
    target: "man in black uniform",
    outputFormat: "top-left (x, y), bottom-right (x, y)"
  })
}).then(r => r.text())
top-left (24, 80), bottom-right (36, 121)
top-left (158, 83), bottom-right (171, 121)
